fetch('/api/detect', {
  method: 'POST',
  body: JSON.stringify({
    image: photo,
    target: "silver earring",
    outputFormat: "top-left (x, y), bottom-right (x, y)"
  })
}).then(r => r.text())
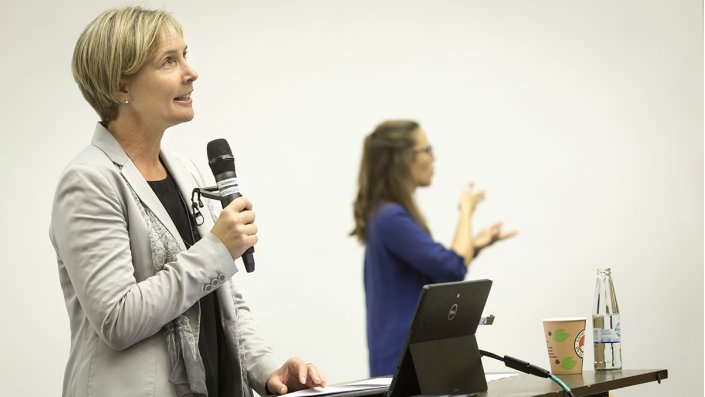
top-left (123, 98), bottom-right (130, 104)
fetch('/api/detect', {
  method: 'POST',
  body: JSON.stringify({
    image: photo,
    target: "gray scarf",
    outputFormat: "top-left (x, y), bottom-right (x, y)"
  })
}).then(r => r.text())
top-left (129, 186), bottom-right (208, 396)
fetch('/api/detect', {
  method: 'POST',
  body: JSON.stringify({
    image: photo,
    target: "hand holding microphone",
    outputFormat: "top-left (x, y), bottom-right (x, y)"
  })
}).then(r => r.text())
top-left (207, 138), bottom-right (256, 272)
top-left (210, 196), bottom-right (258, 262)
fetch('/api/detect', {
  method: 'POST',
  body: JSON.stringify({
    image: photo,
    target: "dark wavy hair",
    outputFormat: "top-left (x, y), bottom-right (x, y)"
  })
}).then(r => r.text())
top-left (350, 120), bottom-right (430, 243)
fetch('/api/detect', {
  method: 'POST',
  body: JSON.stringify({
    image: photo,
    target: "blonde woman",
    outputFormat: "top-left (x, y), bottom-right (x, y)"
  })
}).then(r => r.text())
top-left (51, 7), bottom-right (324, 396)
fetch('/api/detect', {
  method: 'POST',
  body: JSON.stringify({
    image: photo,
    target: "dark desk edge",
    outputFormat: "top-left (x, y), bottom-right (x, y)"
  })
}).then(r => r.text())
top-left (328, 369), bottom-right (669, 397)
top-left (562, 369), bottom-right (669, 396)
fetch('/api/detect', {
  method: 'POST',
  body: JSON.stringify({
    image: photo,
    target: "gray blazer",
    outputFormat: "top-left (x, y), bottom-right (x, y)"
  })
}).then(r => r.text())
top-left (50, 124), bottom-right (279, 397)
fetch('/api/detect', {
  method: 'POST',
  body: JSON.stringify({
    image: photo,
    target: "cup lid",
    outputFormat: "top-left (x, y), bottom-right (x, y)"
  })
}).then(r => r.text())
top-left (542, 317), bottom-right (586, 322)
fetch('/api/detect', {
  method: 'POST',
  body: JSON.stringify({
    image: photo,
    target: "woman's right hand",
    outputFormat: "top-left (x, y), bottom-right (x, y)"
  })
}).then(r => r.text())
top-left (458, 182), bottom-right (485, 216)
top-left (210, 196), bottom-right (258, 259)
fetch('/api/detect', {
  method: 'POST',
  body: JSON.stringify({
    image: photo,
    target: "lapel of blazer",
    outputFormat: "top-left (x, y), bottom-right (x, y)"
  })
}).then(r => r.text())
top-left (90, 123), bottom-right (186, 251)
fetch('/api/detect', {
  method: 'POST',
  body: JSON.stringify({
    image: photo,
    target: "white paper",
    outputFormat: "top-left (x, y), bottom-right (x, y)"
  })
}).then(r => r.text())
top-left (485, 373), bottom-right (518, 382)
top-left (346, 378), bottom-right (393, 387)
top-left (283, 385), bottom-right (381, 396)
top-left (284, 373), bottom-right (517, 396)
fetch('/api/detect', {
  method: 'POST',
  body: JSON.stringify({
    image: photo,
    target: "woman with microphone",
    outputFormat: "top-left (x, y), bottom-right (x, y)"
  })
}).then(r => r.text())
top-left (50, 7), bottom-right (324, 396)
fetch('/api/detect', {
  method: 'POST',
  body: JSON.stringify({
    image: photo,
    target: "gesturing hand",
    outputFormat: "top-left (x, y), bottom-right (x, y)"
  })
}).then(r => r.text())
top-left (266, 357), bottom-right (326, 395)
top-left (474, 221), bottom-right (518, 252)
top-left (458, 182), bottom-right (485, 215)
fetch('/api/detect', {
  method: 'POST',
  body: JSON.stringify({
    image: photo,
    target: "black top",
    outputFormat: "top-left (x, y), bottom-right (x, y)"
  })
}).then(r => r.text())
top-left (149, 174), bottom-right (232, 397)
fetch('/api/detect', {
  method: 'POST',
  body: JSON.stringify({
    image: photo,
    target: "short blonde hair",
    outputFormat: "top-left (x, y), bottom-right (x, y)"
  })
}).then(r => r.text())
top-left (72, 6), bottom-right (183, 122)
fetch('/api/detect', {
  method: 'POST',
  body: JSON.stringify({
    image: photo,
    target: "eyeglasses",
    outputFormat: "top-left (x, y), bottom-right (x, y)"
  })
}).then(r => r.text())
top-left (414, 145), bottom-right (433, 156)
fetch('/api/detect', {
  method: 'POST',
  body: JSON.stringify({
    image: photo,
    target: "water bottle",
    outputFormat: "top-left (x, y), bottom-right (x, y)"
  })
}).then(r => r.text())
top-left (592, 268), bottom-right (622, 370)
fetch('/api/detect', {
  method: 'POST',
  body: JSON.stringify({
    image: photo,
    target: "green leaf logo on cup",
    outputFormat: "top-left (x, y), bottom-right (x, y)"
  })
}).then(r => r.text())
top-left (553, 328), bottom-right (569, 343)
top-left (561, 356), bottom-right (578, 370)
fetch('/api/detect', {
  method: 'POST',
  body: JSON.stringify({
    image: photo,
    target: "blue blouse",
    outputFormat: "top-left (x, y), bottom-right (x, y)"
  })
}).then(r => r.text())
top-left (364, 203), bottom-right (467, 376)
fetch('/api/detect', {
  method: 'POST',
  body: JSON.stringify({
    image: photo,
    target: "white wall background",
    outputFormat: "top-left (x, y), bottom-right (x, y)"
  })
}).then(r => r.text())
top-left (0, 1), bottom-right (701, 396)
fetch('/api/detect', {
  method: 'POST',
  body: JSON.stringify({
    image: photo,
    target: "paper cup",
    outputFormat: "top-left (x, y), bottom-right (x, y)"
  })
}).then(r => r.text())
top-left (542, 317), bottom-right (586, 374)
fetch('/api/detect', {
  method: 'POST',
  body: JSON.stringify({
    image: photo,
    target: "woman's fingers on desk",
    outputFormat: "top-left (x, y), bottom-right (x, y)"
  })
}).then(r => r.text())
top-left (267, 357), bottom-right (327, 395)
top-left (301, 361), bottom-right (326, 388)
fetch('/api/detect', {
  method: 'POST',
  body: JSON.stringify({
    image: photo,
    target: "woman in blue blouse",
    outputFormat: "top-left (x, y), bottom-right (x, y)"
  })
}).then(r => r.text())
top-left (351, 120), bottom-right (517, 377)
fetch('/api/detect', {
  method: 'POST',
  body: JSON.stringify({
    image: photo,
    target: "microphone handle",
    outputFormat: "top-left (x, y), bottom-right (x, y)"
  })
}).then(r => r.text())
top-left (230, 195), bottom-right (255, 273)
top-left (216, 172), bottom-right (256, 273)
top-left (241, 250), bottom-right (256, 273)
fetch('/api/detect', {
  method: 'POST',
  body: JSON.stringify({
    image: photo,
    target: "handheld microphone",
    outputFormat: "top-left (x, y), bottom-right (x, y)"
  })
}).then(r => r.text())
top-left (207, 138), bottom-right (255, 273)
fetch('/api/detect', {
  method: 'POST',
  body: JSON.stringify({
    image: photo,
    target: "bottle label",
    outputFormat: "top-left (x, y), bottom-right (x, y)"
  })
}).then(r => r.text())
top-left (593, 323), bottom-right (621, 343)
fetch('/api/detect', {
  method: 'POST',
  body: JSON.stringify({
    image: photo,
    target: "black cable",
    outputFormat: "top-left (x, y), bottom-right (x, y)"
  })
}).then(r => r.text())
top-left (479, 350), bottom-right (575, 397)
top-left (478, 349), bottom-right (503, 362)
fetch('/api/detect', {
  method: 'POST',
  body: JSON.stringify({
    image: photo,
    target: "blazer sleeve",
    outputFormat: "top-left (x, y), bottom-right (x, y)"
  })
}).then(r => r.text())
top-left (50, 163), bottom-right (237, 350)
top-left (374, 205), bottom-right (466, 283)
top-left (230, 284), bottom-right (280, 395)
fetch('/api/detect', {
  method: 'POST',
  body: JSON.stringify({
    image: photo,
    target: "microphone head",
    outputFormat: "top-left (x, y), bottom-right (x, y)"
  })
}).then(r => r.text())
top-left (207, 138), bottom-right (236, 175)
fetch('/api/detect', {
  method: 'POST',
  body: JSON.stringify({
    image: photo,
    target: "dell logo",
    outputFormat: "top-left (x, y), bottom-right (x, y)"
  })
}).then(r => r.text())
top-left (448, 304), bottom-right (458, 320)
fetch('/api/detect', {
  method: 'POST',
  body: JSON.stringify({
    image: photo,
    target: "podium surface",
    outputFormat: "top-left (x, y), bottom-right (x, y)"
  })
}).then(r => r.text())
top-left (482, 369), bottom-right (668, 397)
top-left (332, 369), bottom-right (668, 397)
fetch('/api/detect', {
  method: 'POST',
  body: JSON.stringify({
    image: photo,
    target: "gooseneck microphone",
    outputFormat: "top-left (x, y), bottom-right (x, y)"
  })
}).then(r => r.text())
top-left (207, 138), bottom-right (255, 273)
